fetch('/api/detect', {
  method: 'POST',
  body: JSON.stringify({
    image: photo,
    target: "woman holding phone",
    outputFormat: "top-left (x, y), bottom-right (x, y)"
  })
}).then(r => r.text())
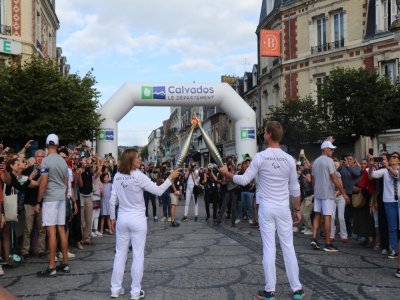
top-left (109, 149), bottom-right (180, 299)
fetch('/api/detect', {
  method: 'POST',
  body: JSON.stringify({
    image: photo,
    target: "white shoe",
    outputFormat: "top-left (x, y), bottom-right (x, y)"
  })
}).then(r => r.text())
top-left (248, 219), bottom-right (254, 225)
top-left (95, 231), bottom-right (103, 237)
top-left (0, 265), bottom-right (4, 276)
top-left (59, 251), bottom-right (76, 259)
top-left (381, 249), bottom-right (389, 255)
top-left (111, 288), bottom-right (125, 298)
top-left (167, 217), bottom-right (171, 222)
top-left (54, 256), bottom-right (58, 262)
top-left (131, 290), bottom-right (145, 300)
top-left (303, 229), bottom-right (313, 235)
top-left (292, 227), bottom-right (299, 233)
top-left (235, 219), bottom-right (241, 224)
top-left (160, 217), bottom-right (166, 222)
top-left (91, 232), bottom-right (97, 238)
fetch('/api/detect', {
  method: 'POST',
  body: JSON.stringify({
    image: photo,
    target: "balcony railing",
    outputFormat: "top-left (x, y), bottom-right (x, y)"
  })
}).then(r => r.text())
top-left (0, 24), bottom-right (12, 36)
top-left (311, 39), bottom-right (344, 54)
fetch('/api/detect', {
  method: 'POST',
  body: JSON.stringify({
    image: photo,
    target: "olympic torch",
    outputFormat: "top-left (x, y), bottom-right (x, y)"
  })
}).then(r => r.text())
top-left (194, 116), bottom-right (224, 167)
top-left (175, 119), bottom-right (197, 167)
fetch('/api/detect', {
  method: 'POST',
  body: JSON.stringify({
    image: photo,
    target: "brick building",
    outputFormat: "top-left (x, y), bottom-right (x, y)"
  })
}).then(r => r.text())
top-left (257, 0), bottom-right (400, 156)
top-left (0, 0), bottom-right (59, 64)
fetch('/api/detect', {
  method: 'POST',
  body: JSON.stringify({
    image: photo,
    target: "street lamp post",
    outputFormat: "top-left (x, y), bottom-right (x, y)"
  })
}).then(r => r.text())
top-left (391, 1), bottom-right (400, 41)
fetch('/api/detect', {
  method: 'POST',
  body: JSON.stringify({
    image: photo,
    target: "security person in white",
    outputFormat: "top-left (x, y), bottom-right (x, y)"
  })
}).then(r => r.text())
top-left (220, 121), bottom-right (304, 300)
top-left (109, 149), bottom-right (180, 299)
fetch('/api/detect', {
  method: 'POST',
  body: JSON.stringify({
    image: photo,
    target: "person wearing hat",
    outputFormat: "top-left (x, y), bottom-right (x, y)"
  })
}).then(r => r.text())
top-left (310, 139), bottom-right (349, 252)
top-left (219, 121), bottom-right (304, 300)
top-left (34, 134), bottom-right (70, 277)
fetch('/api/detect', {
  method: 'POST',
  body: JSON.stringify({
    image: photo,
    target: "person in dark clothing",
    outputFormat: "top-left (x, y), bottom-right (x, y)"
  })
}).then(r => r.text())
top-left (215, 162), bottom-right (239, 227)
top-left (140, 165), bottom-right (157, 221)
top-left (373, 154), bottom-right (390, 254)
top-left (339, 154), bottom-right (361, 237)
top-left (202, 164), bottom-right (219, 221)
top-left (158, 163), bottom-right (172, 222)
top-left (21, 151), bottom-right (47, 258)
top-left (78, 162), bottom-right (94, 244)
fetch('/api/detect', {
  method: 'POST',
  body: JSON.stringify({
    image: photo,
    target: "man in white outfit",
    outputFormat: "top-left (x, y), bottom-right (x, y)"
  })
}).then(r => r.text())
top-left (182, 162), bottom-right (199, 222)
top-left (220, 121), bottom-right (304, 300)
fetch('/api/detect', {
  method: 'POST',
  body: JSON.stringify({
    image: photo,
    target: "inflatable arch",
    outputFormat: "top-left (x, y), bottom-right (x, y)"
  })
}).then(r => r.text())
top-left (97, 83), bottom-right (257, 162)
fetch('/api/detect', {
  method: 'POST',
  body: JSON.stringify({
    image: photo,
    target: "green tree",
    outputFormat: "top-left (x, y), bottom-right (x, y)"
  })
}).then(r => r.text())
top-left (140, 145), bottom-right (149, 161)
top-left (0, 56), bottom-right (103, 145)
top-left (319, 67), bottom-right (396, 140)
top-left (267, 96), bottom-right (327, 148)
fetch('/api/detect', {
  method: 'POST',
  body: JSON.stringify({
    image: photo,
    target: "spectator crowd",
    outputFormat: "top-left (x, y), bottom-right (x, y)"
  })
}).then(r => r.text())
top-left (1, 135), bottom-right (400, 279)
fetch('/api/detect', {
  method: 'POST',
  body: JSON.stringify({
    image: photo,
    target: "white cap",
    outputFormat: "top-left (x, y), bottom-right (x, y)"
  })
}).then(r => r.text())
top-left (46, 134), bottom-right (59, 146)
top-left (321, 140), bottom-right (336, 150)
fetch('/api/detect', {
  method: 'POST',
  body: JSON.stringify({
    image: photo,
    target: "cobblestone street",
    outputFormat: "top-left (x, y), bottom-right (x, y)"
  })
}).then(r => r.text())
top-left (2, 199), bottom-right (400, 299)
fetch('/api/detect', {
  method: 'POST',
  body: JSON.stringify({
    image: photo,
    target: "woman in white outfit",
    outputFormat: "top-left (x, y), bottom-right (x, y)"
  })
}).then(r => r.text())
top-left (109, 149), bottom-right (180, 299)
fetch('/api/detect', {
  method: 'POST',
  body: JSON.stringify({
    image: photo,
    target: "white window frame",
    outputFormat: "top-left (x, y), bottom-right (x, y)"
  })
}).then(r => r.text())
top-left (0, 0), bottom-right (5, 26)
top-left (316, 16), bottom-right (327, 51)
top-left (381, 59), bottom-right (398, 84)
top-left (267, 0), bottom-right (274, 16)
top-left (332, 11), bottom-right (345, 48)
top-left (376, 0), bottom-right (397, 32)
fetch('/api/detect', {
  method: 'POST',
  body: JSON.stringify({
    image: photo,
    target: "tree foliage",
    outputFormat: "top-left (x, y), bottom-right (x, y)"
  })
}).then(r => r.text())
top-left (140, 145), bottom-right (148, 161)
top-left (0, 56), bottom-right (103, 145)
top-left (320, 67), bottom-right (397, 140)
top-left (267, 96), bottom-right (327, 148)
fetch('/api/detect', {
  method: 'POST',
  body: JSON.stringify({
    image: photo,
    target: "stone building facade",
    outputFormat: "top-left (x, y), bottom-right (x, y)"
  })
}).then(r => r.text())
top-left (257, 0), bottom-right (400, 157)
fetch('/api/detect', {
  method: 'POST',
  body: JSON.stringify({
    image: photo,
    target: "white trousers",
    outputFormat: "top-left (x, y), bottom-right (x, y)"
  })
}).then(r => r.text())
top-left (330, 196), bottom-right (348, 239)
top-left (111, 213), bottom-right (147, 297)
top-left (258, 206), bottom-right (302, 292)
top-left (92, 208), bottom-right (100, 231)
top-left (184, 184), bottom-right (198, 217)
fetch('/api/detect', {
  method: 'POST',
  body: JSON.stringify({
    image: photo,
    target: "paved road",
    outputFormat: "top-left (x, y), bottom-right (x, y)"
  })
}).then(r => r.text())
top-left (2, 199), bottom-right (400, 299)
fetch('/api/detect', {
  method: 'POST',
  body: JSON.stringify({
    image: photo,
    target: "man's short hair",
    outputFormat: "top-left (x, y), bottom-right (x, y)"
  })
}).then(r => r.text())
top-left (266, 121), bottom-right (284, 143)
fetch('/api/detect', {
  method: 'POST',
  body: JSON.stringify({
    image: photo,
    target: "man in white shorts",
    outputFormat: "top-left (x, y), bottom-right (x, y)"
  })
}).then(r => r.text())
top-left (34, 134), bottom-right (70, 277)
top-left (311, 140), bottom-right (349, 252)
top-left (220, 121), bottom-right (304, 300)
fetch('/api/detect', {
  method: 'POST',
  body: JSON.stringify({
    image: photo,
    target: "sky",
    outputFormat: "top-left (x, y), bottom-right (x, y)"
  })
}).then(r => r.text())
top-left (56, 0), bottom-right (261, 146)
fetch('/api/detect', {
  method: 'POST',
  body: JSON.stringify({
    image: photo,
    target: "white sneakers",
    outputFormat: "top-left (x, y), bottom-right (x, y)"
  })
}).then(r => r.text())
top-left (131, 290), bottom-right (145, 300)
top-left (111, 289), bottom-right (145, 300)
top-left (111, 288), bottom-right (125, 298)
top-left (58, 251), bottom-right (76, 259)
top-left (91, 231), bottom-right (103, 237)
top-left (0, 265), bottom-right (4, 276)
top-left (303, 229), bottom-right (313, 235)
top-left (235, 219), bottom-right (241, 224)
